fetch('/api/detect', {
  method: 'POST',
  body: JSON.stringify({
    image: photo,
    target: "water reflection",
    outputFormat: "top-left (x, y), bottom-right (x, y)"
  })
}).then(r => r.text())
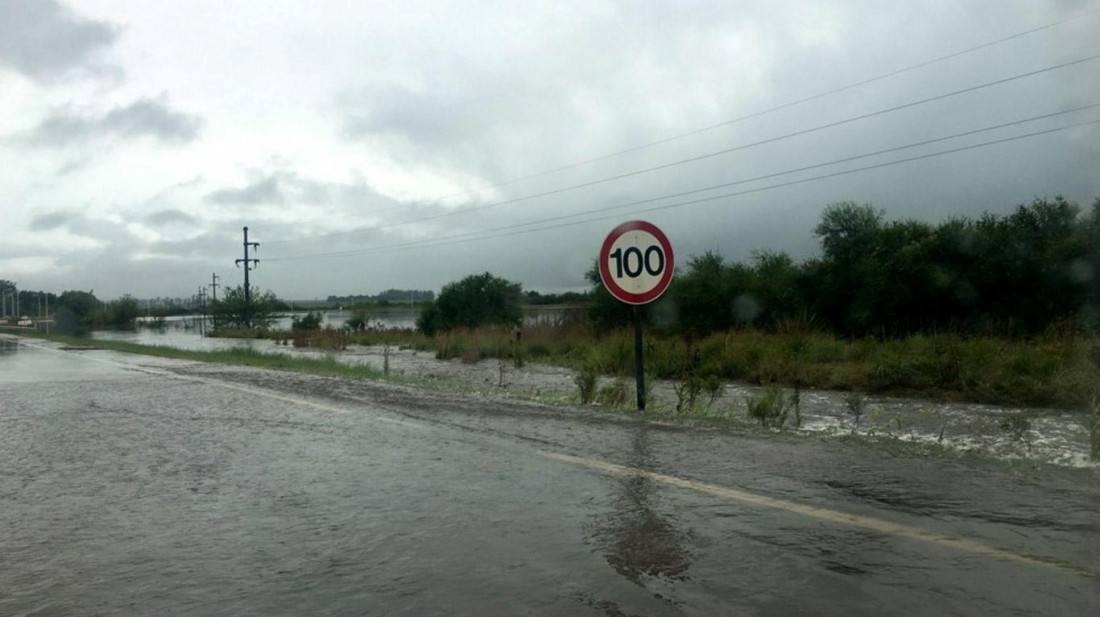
top-left (589, 427), bottom-right (693, 586)
top-left (0, 339), bottom-right (18, 356)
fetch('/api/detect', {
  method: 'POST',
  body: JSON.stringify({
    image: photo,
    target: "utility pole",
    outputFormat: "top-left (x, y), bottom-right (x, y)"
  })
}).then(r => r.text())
top-left (198, 286), bottom-right (208, 337)
top-left (234, 226), bottom-right (259, 327)
top-left (209, 272), bottom-right (220, 302)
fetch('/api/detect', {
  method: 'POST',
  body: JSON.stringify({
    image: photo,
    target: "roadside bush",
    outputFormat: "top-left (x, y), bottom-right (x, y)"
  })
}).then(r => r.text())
top-left (418, 272), bottom-right (522, 334)
top-left (674, 374), bottom-right (703, 414)
top-left (597, 378), bottom-right (629, 408)
top-left (575, 358), bottom-right (599, 404)
top-left (999, 414), bottom-right (1032, 453)
top-left (291, 311), bottom-right (323, 331)
top-left (845, 392), bottom-right (868, 431)
top-left (745, 386), bottom-right (798, 428)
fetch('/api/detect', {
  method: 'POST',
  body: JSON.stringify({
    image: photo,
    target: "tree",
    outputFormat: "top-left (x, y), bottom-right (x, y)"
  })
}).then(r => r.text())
top-left (291, 311), bottom-right (323, 331)
top-left (210, 285), bottom-right (278, 329)
top-left (585, 260), bottom-right (637, 334)
top-left (814, 202), bottom-right (884, 262)
top-left (668, 252), bottom-right (748, 335)
top-left (106, 295), bottom-right (140, 328)
top-left (55, 290), bottom-right (101, 335)
top-left (417, 272), bottom-right (522, 334)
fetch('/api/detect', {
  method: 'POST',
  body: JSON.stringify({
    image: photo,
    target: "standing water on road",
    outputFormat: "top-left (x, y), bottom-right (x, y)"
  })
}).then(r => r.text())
top-left (87, 325), bottom-right (1099, 469)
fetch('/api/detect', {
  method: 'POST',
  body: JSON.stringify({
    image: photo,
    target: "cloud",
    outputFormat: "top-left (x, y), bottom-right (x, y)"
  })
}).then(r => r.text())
top-left (144, 209), bottom-right (198, 227)
top-left (0, 0), bottom-right (121, 82)
top-left (205, 176), bottom-right (284, 206)
top-left (203, 170), bottom-right (379, 208)
top-left (28, 210), bottom-right (78, 231)
top-left (21, 95), bottom-right (203, 147)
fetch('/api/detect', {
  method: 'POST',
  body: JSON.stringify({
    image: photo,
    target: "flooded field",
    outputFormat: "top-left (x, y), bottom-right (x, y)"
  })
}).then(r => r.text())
top-left (89, 327), bottom-right (1099, 469)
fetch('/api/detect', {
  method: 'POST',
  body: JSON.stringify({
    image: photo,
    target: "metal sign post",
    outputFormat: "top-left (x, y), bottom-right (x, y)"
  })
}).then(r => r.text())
top-left (598, 220), bottom-right (675, 411)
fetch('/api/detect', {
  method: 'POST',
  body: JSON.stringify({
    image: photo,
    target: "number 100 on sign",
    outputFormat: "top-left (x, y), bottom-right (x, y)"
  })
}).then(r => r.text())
top-left (598, 220), bottom-right (675, 305)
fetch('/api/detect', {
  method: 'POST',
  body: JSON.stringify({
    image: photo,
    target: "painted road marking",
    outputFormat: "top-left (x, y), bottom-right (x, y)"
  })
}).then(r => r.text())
top-left (538, 450), bottom-right (1100, 579)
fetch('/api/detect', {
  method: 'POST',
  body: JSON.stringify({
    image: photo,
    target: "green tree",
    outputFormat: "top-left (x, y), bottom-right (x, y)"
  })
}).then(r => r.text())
top-left (415, 302), bottom-right (442, 336)
top-left (55, 290), bottom-right (101, 335)
top-left (291, 311), bottom-right (323, 331)
top-left (106, 295), bottom-right (140, 328)
top-left (210, 286), bottom-right (278, 329)
top-left (584, 260), bottom-right (637, 334)
top-left (418, 272), bottom-right (522, 334)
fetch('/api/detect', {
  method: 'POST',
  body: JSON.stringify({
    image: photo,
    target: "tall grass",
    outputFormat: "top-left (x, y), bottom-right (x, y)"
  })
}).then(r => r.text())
top-left (183, 324), bottom-right (1100, 409)
top-left (398, 327), bottom-right (1096, 409)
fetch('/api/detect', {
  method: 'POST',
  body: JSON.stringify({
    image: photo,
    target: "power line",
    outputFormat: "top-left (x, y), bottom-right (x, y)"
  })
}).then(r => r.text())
top-left (261, 6), bottom-right (1100, 245)
top-left (268, 104), bottom-right (1100, 260)
top-left (349, 116), bottom-right (1100, 256)
top-left (265, 112), bottom-right (1100, 263)
top-left (371, 7), bottom-right (1100, 209)
top-left (265, 53), bottom-right (1100, 247)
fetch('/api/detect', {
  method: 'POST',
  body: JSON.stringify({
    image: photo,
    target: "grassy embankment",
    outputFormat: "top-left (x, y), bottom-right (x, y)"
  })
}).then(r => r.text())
top-left (212, 323), bottom-right (1100, 410)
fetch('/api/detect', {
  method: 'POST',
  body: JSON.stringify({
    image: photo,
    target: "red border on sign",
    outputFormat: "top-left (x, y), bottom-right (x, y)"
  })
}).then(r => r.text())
top-left (598, 220), bottom-right (675, 305)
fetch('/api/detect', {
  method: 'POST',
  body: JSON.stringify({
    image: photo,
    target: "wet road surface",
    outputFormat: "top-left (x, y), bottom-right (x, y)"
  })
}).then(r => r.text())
top-left (1, 337), bottom-right (1097, 615)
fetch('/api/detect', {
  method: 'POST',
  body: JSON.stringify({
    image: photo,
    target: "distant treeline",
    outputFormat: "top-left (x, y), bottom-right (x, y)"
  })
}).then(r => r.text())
top-left (591, 197), bottom-right (1100, 338)
top-left (327, 289), bottom-right (435, 305)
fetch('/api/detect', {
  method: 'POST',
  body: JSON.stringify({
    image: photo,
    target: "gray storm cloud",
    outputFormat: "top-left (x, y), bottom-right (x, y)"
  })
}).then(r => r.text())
top-left (21, 96), bottom-right (203, 147)
top-left (2, 1), bottom-right (1098, 299)
top-left (144, 209), bottom-right (198, 227)
top-left (0, 0), bottom-right (120, 81)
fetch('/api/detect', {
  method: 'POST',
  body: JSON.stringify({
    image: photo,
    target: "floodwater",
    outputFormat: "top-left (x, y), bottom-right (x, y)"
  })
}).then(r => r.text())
top-left (135, 307), bottom-right (569, 333)
top-left (1, 337), bottom-right (1097, 615)
top-left (91, 326), bottom-right (1099, 468)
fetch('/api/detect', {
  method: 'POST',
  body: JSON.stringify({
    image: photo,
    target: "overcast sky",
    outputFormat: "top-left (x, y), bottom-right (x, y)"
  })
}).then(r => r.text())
top-left (1, 0), bottom-right (1098, 300)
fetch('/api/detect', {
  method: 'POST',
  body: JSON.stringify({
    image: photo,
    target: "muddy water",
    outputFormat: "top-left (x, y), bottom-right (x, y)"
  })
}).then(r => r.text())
top-left (2, 339), bottom-right (1097, 615)
top-left (89, 328), bottom-right (1095, 468)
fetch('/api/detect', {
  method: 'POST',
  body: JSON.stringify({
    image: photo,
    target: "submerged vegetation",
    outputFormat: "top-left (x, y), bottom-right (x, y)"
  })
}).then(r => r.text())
top-left (204, 323), bottom-right (1097, 410)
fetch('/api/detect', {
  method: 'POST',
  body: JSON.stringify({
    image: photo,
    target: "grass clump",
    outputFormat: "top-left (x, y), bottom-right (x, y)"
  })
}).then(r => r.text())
top-left (998, 414), bottom-right (1032, 453)
top-left (574, 357), bottom-right (599, 404)
top-left (845, 392), bottom-right (868, 432)
top-left (596, 378), bottom-right (630, 408)
top-left (745, 386), bottom-right (801, 429)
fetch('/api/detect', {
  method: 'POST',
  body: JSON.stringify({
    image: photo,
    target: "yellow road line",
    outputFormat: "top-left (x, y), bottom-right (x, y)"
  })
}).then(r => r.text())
top-left (538, 450), bottom-right (1100, 579)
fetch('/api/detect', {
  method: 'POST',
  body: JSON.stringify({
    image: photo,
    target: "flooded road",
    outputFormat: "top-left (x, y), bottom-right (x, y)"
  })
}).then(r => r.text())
top-left (2, 336), bottom-right (1097, 615)
top-left (91, 327), bottom-right (1097, 468)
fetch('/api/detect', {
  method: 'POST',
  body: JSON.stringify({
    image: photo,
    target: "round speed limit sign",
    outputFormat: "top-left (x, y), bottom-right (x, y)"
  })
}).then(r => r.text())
top-left (598, 220), bottom-right (674, 305)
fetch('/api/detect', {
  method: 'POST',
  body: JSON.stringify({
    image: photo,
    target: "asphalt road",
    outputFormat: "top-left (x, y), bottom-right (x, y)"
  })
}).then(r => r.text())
top-left (1, 336), bottom-right (1097, 616)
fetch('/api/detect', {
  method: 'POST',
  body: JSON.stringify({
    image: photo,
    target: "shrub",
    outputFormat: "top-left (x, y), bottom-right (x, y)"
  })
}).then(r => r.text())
top-left (1088, 397), bottom-right (1100, 461)
top-left (292, 311), bottom-right (323, 331)
top-left (418, 272), bottom-right (522, 334)
top-left (674, 374), bottom-right (703, 414)
top-left (746, 386), bottom-right (797, 428)
top-left (999, 414), bottom-right (1032, 453)
top-left (345, 307), bottom-right (373, 332)
top-left (845, 392), bottom-right (867, 431)
top-left (575, 359), bottom-right (599, 404)
top-left (703, 374), bottom-right (724, 409)
top-left (597, 378), bottom-right (630, 408)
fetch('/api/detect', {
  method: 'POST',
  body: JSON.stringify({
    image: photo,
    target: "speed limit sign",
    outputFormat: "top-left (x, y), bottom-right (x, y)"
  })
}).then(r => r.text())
top-left (598, 220), bottom-right (674, 305)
